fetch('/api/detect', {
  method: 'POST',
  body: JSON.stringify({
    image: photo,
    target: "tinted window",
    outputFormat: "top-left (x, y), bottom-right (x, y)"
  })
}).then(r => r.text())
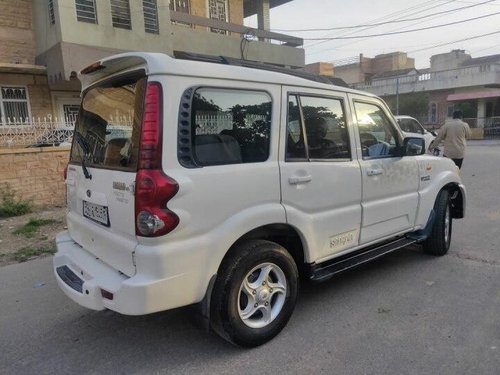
top-left (286, 95), bottom-right (350, 160)
top-left (397, 118), bottom-right (424, 134)
top-left (70, 75), bottom-right (146, 171)
top-left (355, 101), bottom-right (399, 159)
top-left (191, 88), bottom-right (271, 166)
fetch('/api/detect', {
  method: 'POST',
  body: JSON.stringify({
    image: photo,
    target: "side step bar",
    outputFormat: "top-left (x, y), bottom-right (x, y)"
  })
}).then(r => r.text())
top-left (306, 237), bottom-right (416, 282)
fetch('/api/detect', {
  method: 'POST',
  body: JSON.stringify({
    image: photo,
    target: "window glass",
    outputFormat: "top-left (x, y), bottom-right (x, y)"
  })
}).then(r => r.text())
top-left (111, 0), bottom-right (132, 29)
top-left (0, 87), bottom-right (31, 123)
top-left (355, 101), bottom-right (399, 158)
top-left (191, 88), bottom-right (271, 166)
top-left (143, 0), bottom-right (159, 34)
top-left (75, 0), bottom-right (97, 24)
top-left (429, 102), bottom-right (438, 123)
top-left (286, 95), bottom-right (306, 159)
top-left (397, 118), bottom-right (424, 134)
top-left (286, 95), bottom-right (350, 160)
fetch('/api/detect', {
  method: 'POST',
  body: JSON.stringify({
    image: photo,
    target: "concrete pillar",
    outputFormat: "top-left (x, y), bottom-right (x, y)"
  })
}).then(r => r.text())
top-left (256, 0), bottom-right (270, 41)
top-left (477, 99), bottom-right (486, 128)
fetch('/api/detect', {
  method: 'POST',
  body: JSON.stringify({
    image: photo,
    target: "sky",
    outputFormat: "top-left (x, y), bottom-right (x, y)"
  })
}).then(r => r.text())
top-left (244, 0), bottom-right (500, 69)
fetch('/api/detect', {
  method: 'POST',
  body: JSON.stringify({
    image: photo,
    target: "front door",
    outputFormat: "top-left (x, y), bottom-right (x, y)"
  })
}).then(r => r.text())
top-left (349, 95), bottom-right (419, 244)
top-left (280, 87), bottom-right (362, 263)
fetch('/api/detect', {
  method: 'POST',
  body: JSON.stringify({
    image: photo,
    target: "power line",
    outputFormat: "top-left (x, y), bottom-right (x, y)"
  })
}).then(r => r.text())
top-left (273, 0), bottom-right (496, 32)
top-left (300, 11), bottom-right (500, 40)
top-left (407, 30), bottom-right (500, 53)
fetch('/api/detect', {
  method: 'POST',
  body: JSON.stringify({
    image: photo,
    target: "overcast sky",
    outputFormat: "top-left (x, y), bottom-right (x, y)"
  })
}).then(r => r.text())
top-left (244, 0), bottom-right (500, 68)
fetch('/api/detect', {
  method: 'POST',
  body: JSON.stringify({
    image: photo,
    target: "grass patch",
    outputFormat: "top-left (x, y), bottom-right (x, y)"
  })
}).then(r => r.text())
top-left (12, 245), bottom-right (56, 262)
top-left (13, 218), bottom-right (61, 238)
top-left (0, 184), bottom-right (32, 218)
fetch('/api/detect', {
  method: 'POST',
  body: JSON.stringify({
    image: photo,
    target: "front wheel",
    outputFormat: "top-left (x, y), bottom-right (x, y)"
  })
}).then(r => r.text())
top-left (210, 240), bottom-right (298, 347)
top-left (424, 190), bottom-right (452, 256)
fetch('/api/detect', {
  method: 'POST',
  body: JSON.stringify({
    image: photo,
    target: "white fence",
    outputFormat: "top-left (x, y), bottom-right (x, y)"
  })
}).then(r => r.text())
top-left (0, 117), bottom-right (74, 148)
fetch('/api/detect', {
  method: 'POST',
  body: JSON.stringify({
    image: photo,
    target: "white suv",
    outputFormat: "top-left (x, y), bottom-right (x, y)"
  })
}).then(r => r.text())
top-left (54, 53), bottom-right (466, 347)
top-left (395, 115), bottom-right (436, 151)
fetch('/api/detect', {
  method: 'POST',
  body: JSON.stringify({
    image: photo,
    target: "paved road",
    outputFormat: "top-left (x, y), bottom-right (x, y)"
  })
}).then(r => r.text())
top-left (1, 144), bottom-right (499, 375)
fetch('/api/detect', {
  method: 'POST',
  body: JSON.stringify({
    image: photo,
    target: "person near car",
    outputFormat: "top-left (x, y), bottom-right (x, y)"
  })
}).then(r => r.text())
top-left (429, 110), bottom-right (472, 169)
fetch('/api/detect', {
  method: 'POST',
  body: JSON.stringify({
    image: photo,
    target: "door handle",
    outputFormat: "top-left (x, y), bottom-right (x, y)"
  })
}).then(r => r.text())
top-left (367, 168), bottom-right (383, 176)
top-left (289, 175), bottom-right (312, 185)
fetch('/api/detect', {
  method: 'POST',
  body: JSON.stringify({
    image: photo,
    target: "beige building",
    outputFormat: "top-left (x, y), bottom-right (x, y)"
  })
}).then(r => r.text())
top-left (0, 0), bottom-right (304, 138)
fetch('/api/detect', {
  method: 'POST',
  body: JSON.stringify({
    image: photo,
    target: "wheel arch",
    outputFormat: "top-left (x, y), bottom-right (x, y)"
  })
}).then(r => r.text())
top-left (442, 182), bottom-right (465, 218)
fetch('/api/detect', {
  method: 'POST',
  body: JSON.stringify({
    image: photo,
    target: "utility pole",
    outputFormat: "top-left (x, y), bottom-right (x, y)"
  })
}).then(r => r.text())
top-left (396, 76), bottom-right (400, 116)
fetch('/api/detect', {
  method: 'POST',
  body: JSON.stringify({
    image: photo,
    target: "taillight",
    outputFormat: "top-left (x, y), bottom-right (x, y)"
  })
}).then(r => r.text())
top-left (63, 164), bottom-right (68, 180)
top-left (135, 82), bottom-right (179, 237)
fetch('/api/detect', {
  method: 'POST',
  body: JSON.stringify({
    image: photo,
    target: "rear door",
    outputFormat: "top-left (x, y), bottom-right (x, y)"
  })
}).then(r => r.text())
top-left (280, 87), bottom-right (362, 263)
top-left (66, 73), bottom-right (146, 276)
top-left (350, 95), bottom-right (419, 244)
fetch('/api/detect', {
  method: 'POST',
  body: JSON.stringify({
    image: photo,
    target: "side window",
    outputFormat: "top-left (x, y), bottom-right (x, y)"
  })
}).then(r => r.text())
top-left (354, 101), bottom-right (399, 159)
top-left (286, 95), bottom-right (350, 161)
top-left (190, 88), bottom-right (271, 166)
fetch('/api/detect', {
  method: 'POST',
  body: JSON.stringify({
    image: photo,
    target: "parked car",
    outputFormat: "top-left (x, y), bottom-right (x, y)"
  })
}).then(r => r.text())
top-left (395, 115), bottom-right (436, 151)
top-left (54, 52), bottom-right (466, 347)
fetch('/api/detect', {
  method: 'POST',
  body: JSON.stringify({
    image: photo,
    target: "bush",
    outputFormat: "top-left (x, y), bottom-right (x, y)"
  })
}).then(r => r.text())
top-left (0, 183), bottom-right (33, 218)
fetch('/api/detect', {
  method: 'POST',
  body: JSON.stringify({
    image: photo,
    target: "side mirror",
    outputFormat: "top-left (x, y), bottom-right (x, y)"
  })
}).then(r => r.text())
top-left (402, 137), bottom-right (426, 156)
top-left (431, 130), bottom-right (437, 137)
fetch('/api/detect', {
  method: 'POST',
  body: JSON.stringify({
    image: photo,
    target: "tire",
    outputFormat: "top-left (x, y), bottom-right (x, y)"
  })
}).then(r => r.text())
top-left (210, 240), bottom-right (298, 347)
top-left (423, 190), bottom-right (452, 256)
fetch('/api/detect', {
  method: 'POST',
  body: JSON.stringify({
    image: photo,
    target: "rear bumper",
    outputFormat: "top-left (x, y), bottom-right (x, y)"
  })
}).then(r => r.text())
top-left (53, 231), bottom-right (200, 315)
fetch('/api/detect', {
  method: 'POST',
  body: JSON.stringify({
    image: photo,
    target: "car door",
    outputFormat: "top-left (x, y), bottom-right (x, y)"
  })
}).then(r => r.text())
top-left (349, 95), bottom-right (419, 244)
top-left (279, 87), bottom-right (362, 263)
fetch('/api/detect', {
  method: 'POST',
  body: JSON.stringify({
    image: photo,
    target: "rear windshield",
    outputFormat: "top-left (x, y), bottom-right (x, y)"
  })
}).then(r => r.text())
top-left (397, 118), bottom-right (424, 134)
top-left (70, 74), bottom-right (146, 171)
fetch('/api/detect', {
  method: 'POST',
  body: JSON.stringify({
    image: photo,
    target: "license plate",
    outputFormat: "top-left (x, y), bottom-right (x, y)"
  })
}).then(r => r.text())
top-left (83, 201), bottom-right (110, 227)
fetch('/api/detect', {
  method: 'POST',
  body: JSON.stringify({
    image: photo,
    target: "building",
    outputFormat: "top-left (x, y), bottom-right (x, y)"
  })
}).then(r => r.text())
top-left (333, 50), bottom-right (500, 137)
top-left (0, 0), bottom-right (304, 145)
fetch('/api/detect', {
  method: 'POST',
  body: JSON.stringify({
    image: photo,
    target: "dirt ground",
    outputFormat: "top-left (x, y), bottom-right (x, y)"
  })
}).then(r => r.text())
top-left (0, 207), bottom-right (67, 267)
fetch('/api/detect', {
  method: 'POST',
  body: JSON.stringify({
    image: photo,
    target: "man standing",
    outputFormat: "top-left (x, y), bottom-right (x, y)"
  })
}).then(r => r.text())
top-left (429, 110), bottom-right (472, 169)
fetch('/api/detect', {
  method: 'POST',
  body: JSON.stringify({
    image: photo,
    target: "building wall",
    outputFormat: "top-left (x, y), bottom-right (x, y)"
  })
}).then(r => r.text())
top-left (0, 0), bottom-right (35, 64)
top-left (0, 147), bottom-right (69, 207)
top-left (303, 62), bottom-right (334, 77)
top-left (0, 72), bottom-right (53, 119)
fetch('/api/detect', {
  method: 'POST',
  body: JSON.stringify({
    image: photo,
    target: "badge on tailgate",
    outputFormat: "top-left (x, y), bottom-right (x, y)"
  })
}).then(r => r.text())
top-left (83, 200), bottom-right (110, 227)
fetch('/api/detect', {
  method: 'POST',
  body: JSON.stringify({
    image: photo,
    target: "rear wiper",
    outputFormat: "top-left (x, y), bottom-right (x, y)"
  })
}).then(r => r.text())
top-left (74, 132), bottom-right (92, 180)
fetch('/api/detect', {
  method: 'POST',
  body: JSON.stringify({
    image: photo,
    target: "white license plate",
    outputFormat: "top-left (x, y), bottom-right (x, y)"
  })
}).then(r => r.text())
top-left (83, 201), bottom-right (109, 226)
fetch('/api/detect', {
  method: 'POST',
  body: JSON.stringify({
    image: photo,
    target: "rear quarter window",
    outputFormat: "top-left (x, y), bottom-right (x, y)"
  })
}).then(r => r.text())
top-left (178, 87), bottom-right (272, 167)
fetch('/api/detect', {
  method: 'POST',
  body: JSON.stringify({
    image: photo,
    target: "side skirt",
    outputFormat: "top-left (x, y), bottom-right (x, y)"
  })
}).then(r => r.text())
top-left (306, 237), bottom-right (416, 282)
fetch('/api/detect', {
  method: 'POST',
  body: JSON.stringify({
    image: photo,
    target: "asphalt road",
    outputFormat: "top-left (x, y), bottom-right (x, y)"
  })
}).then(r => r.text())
top-left (1, 142), bottom-right (499, 375)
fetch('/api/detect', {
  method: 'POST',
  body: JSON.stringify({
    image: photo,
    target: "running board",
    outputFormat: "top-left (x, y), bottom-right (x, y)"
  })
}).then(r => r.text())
top-left (306, 237), bottom-right (416, 282)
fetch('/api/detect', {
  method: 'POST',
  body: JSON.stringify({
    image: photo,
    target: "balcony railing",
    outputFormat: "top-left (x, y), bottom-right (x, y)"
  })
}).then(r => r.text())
top-left (170, 11), bottom-right (303, 47)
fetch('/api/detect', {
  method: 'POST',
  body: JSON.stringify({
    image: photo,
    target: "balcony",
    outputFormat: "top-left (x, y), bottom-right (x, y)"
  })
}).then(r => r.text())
top-left (169, 11), bottom-right (305, 68)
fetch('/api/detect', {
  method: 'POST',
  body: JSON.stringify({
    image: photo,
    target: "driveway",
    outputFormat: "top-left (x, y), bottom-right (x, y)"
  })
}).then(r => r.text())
top-left (1, 143), bottom-right (499, 375)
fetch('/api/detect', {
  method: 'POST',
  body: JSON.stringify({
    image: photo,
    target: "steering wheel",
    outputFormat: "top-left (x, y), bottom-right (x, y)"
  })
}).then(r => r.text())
top-left (359, 132), bottom-right (378, 155)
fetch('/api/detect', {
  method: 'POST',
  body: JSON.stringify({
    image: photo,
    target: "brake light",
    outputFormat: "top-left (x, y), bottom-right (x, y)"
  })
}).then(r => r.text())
top-left (63, 164), bottom-right (68, 180)
top-left (135, 82), bottom-right (179, 237)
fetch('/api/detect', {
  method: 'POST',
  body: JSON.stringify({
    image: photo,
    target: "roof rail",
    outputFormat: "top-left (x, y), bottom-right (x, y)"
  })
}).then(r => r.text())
top-left (173, 51), bottom-right (348, 88)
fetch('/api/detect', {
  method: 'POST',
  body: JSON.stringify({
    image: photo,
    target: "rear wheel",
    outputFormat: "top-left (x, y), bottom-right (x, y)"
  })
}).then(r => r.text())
top-left (424, 190), bottom-right (452, 256)
top-left (210, 240), bottom-right (298, 347)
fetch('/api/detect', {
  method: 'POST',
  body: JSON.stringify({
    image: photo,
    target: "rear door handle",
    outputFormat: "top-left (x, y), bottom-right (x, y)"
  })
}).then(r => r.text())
top-left (367, 169), bottom-right (383, 176)
top-left (289, 175), bottom-right (312, 185)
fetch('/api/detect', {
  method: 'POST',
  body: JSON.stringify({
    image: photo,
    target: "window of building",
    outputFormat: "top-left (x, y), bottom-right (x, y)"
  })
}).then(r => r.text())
top-left (48, 0), bottom-right (56, 24)
top-left (208, 0), bottom-right (228, 34)
top-left (180, 88), bottom-right (272, 167)
top-left (143, 0), bottom-right (159, 34)
top-left (0, 86), bottom-right (32, 124)
top-left (111, 0), bottom-right (132, 30)
top-left (286, 95), bottom-right (350, 161)
top-left (354, 101), bottom-right (399, 159)
top-left (169, 0), bottom-right (190, 13)
top-left (75, 0), bottom-right (98, 24)
top-left (429, 102), bottom-right (438, 123)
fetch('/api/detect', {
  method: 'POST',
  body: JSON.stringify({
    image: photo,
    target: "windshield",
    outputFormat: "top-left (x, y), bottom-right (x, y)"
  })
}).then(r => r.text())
top-left (397, 118), bottom-right (424, 134)
top-left (70, 74), bottom-right (146, 172)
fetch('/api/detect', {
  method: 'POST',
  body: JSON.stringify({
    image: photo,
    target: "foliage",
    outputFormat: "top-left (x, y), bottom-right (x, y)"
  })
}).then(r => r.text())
top-left (13, 218), bottom-right (60, 238)
top-left (12, 245), bottom-right (56, 263)
top-left (386, 93), bottom-right (430, 118)
top-left (0, 184), bottom-right (32, 218)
